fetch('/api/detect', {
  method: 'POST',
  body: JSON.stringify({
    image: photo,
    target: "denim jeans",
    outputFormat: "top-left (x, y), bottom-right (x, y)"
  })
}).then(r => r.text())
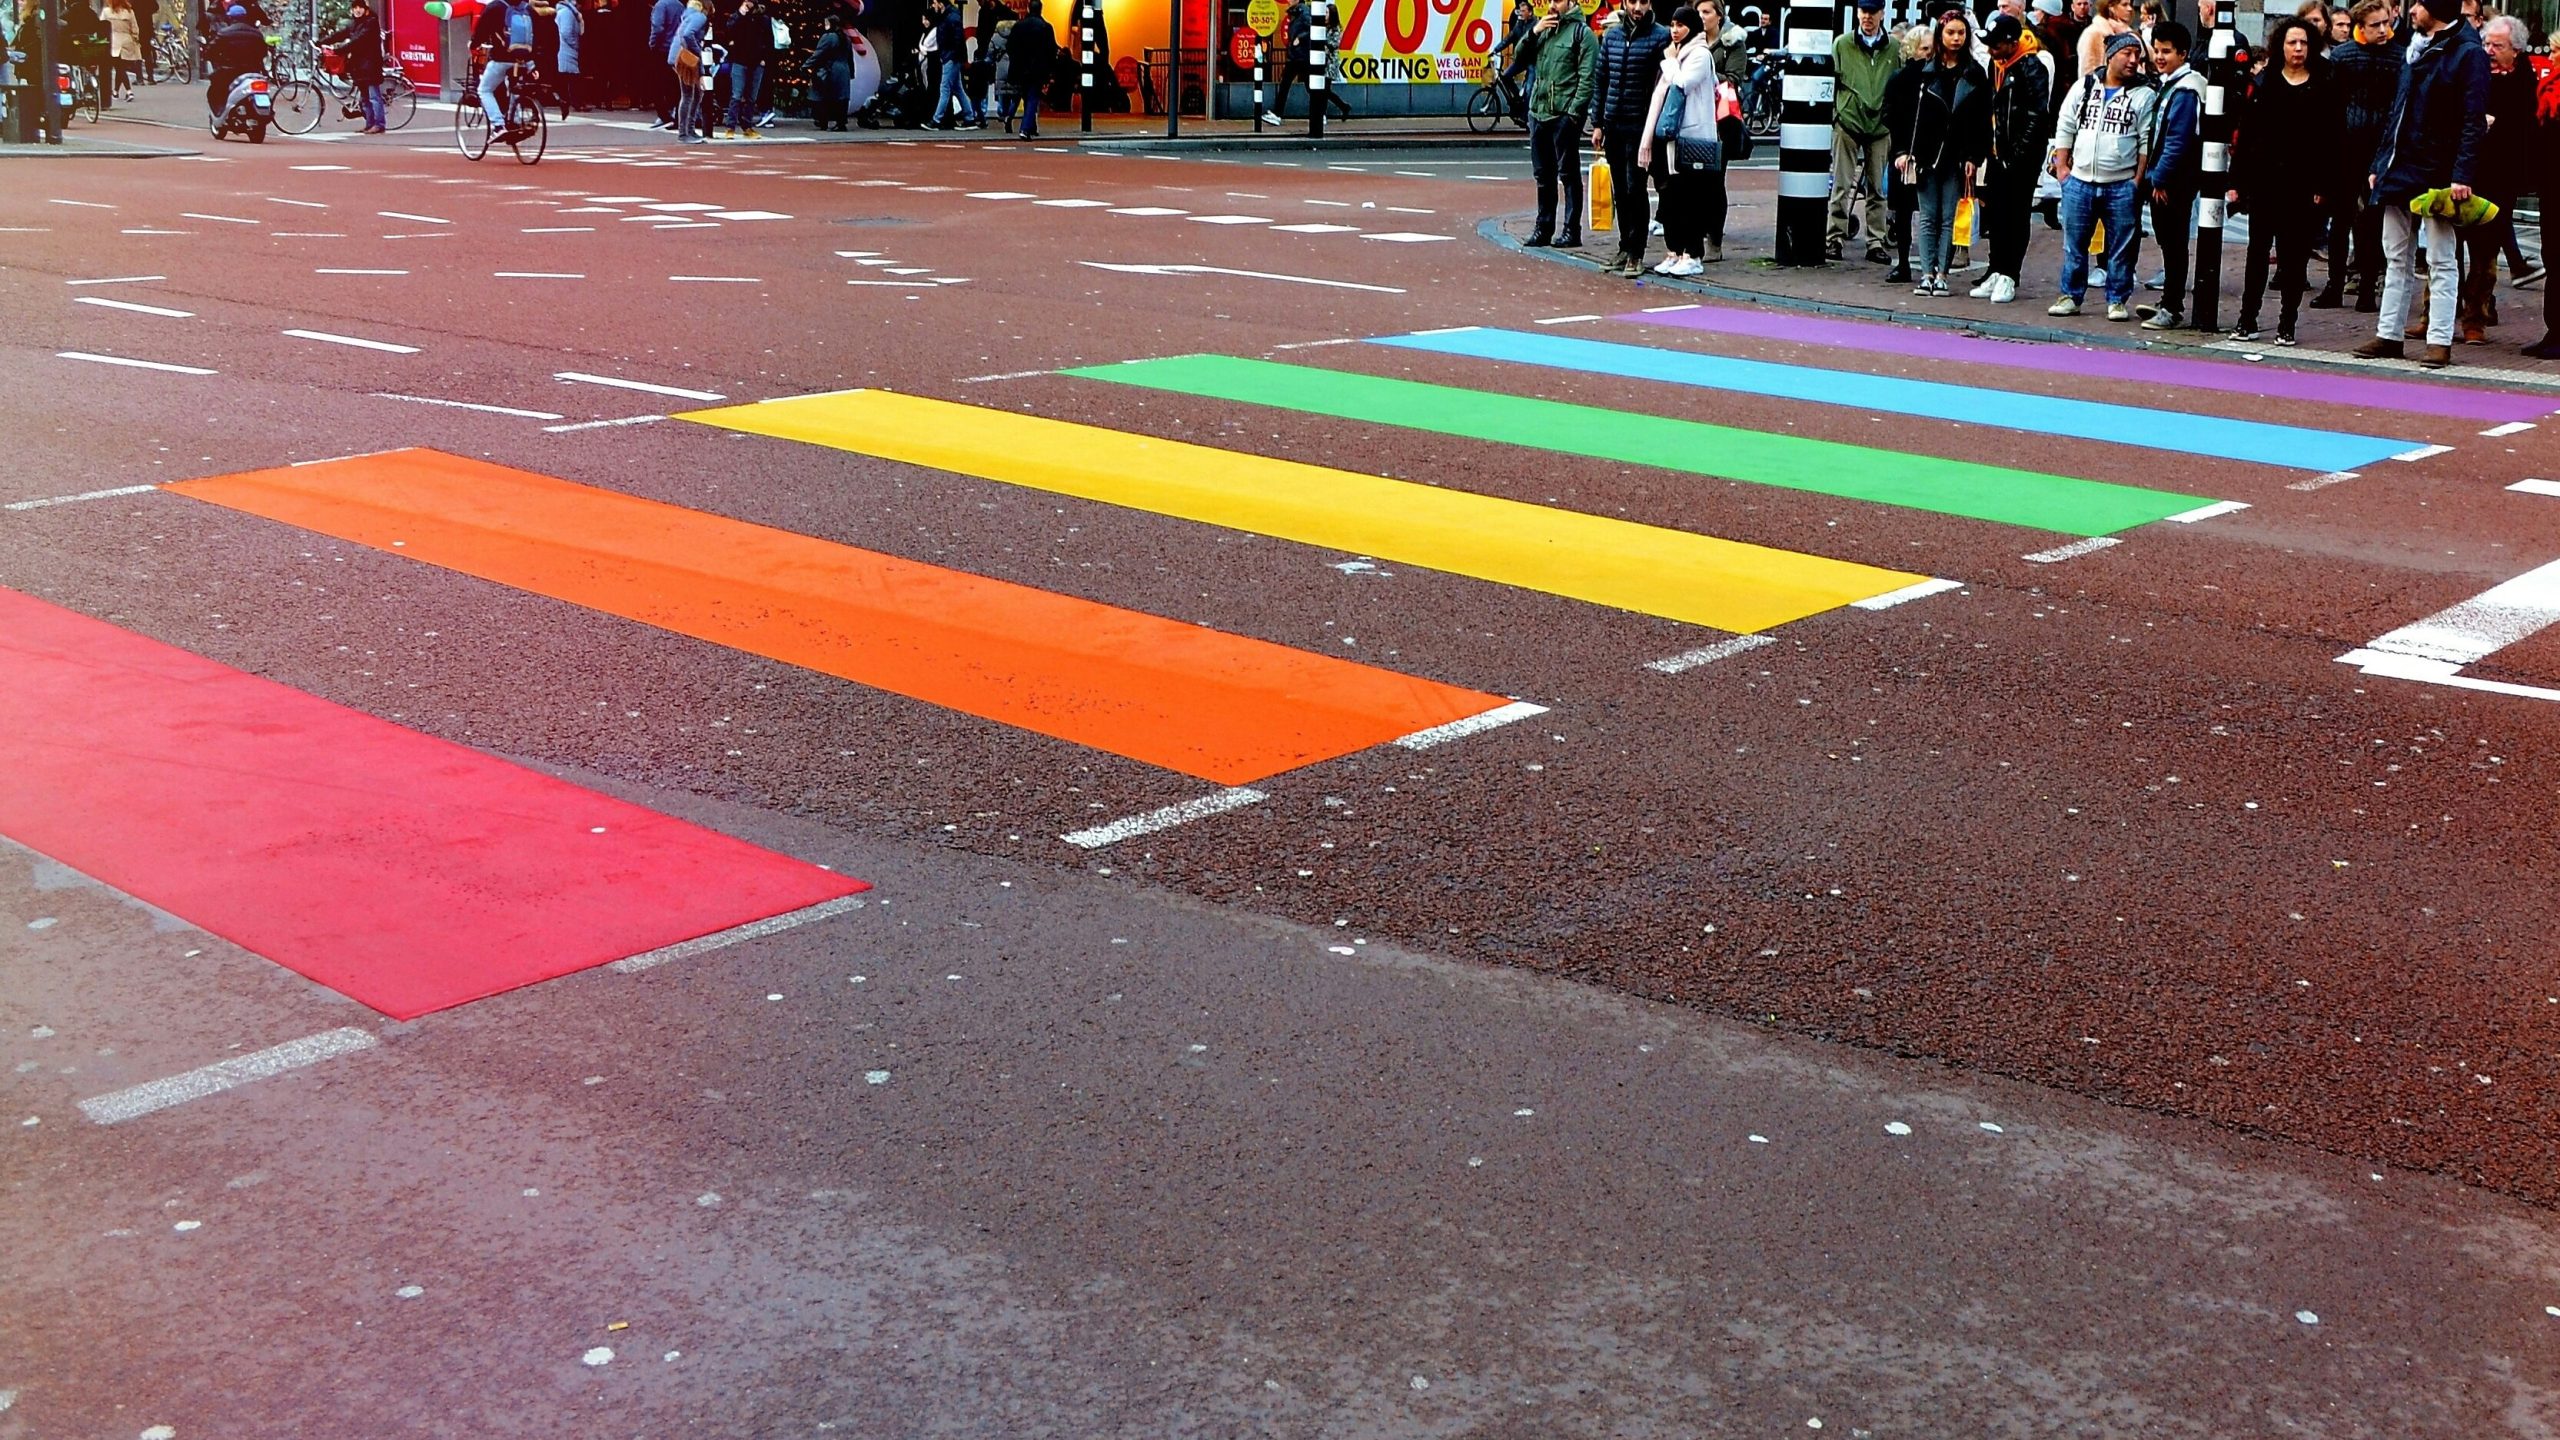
top-left (932, 53), bottom-right (978, 123)
top-left (1530, 114), bottom-right (1583, 237)
top-left (2058, 174), bottom-right (2141, 304)
top-left (1911, 167), bottom-right (1964, 276)
top-left (479, 59), bottom-right (513, 127)
top-left (357, 80), bottom-right (384, 129)
top-left (725, 61), bottom-right (762, 129)
top-left (1018, 88), bottom-right (1041, 136)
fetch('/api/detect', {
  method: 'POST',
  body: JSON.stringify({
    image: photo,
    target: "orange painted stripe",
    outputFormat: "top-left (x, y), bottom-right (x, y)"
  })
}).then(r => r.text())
top-left (166, 449), bottom-right (1509, 785)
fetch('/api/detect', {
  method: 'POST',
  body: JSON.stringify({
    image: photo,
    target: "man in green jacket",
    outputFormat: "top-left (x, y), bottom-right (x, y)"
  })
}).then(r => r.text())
top-left (1829, 0), bottom-right (1897, 262)
top-left (1519, 0), bottom-right (1598, 247)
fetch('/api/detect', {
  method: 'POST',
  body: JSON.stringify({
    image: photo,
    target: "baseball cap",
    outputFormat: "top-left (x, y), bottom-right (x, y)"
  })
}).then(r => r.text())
top-left (1855, 0), bottom-right (1885, 10)
top-left (1984, 12), bottom-right (2021, 41)
top-left (225, 5), bottom-right (246, 15)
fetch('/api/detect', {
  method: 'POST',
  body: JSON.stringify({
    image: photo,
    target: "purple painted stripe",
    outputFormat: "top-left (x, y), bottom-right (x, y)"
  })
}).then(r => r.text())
top-left (1619, 304), bottom-right (2553, 425)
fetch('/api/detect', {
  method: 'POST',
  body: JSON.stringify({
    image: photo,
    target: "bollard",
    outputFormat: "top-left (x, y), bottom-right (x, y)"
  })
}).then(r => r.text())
top-left (1079, 0), bottom-right (1095, 132)
top-left (1773, 0), bottom-right (1839, 265)
top-left (2189, 0), bottom-right (2237, 328)
top-left (1307, 0), bottom-right (1328, 137)
top-left (1253, 35), bottom-right (1264, 131)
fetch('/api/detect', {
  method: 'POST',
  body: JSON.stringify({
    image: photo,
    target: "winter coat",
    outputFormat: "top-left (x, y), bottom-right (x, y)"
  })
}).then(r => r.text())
top-left (319, 10), bottom-right (383, 81)
top-left (2324, 37), bottom-right (2398, 157)
top-left (1008, 12), bottom-right (1054, 89)
top-left (1902, 55), bottom-right (1991, 177)
top-left (106, 7), bottom-right (141, 60)
top-left (1987, 41), bottom-right (2051, 175)
top-left (810, 27), bottom-right (852, 98)
top-left (554, 0), bottom-right (581, 72)
top-left (725, 4), bottom-right (776, 66)
top-left (2371, 19), bottom-right (2490, 202)
top-left (2032, 15), bottom-right (2077, 114)
top-left (1706, 17), bottom-right (1748, 92)
top-left (668, 4), bottom-right (707, 66)
top-left (1591, 17), bottom-right (1668, 137)
top-left (2477, 60), bottom-right (2534, 199)
top-left (2142, 61), bottom-right (2203, 190)
top-left (2051, 68), bottom-right (2158, 183)
top-left (2229, 65), bottom-right (2339, 205)
top-left (1831, 25), bottom-right (1897, 142)
top-left (648, 0), bottom-right (683, 54)
top-left (1519, 5), bottom-right (1595, 122)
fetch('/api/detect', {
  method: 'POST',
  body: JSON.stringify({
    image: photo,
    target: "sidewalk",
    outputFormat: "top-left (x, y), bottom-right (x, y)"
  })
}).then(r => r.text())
top-left (1491, 168), bottom-right (2560, 390)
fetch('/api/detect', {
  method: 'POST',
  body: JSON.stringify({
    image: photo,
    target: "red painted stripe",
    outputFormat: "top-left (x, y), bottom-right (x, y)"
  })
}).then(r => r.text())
top-left (0, 587), bottom-right (865, 1019)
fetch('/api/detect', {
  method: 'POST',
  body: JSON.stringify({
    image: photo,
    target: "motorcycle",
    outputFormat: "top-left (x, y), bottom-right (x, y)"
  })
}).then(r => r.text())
top-left (207, 68), bottom-right (273, 141)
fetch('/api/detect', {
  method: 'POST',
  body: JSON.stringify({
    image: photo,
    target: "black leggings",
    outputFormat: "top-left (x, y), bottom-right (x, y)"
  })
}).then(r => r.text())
top-left (1659, 162), bottom-right (1727, 252)
top-left (2239, 192), bottom-right (2320, 331)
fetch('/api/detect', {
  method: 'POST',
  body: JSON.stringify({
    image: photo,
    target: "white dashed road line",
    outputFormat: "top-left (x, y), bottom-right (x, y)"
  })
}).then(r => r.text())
top-left (372, 393), bottom-right (566, 420)
top-left (56, 351), bottom-right (214, 375)
top-left (6, 484), bottom-right (161, 511)
top-left (557, 370), bottom-right (725, 400)
top-left (1393, 700), bottom-right (1551, 750)
top-left (74, 297), bottom-right (194, 318)
top-left (377, 210), bottom-right (452, 224)
top-left (78, 1028), bottom-right (380, 1125)
top-left (609, 894), bottom-right (867, 974)
top-left (2022, 537), bottom-right (2122, 564)
top-left (2508, 478), bottom-right (2560, 497)
top-left (316, 267), bottom-right (408, 275)
top-left (542, 413), bottom-right (671, 432)
top-left (1063, 788), bottom-right (1269, 849)
top-left (283, 328), bottom-right (420, 354)
top-left (64, 274), bottom-right (166, 286)
top-left (1647, 634), bottom-right (1777, 674)
top-left (1850, 577), bottom-right (1965, 610)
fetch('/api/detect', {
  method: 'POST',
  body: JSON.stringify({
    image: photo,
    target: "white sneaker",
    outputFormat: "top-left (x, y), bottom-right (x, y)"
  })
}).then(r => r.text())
top-left (1969, 274), bottom-right (1998, 298)
top-left (1652, 254), bottom-right (1682, 274)
top-left (1669, 256), bottom-right (1705, 276)
top-left (1989, 274), bottom-right (2017, 303)
top-left (2048, 295), bottom-right (2081, 316)
top-left (2106, 301), bottom-right (2133, 321)
top-left (1260, 110), bottom-right (1283, 125)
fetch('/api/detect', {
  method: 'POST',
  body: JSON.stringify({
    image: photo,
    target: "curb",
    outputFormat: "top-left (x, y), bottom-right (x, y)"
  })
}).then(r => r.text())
top-left (1080, 131), bottom-right (1516, 153)
top-left (1473, 212), bottom-right (2560, 392)
top-left (0, 141), bottom-right (197, 158)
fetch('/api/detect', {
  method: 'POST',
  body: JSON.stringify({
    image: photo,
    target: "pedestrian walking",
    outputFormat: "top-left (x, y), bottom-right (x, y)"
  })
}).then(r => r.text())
top-left (1591, 0), bottom-right (1671, 275)
top-left (320, 0), bottom-right (388, 131)
top-left (1976, 13), bottom-right (2051, 303)
top-left (2135, 20), bottom-right (2203, 330)
top-left (103, 0), bottom-right (141, 103)
top-left (2313, 0), bottom-right (2400, 310)
top-left (1008, 0), bottom-right (1055, 136)
top-left (555, 0), bottom-right (583, 111)
top-left (1830, 0), bottom-right (1898, 264)
top-left (649, 0), bottom-right (686, 125)
top-left (923, 0), bottom-right (978, 128)
top-left (1264, 0), bottom-right (1350, 123)
top-left (2353, 0), bottom-right (2487, 368)
top-left (2048, 31), bottom-right (2159, 318)
top-left (670, 0), bottom-right (710, 140)
top-left (2457, 12), bottom-right (2533, 340)
top-left (1640, 3), bottom-right (1723, 272)
top-left (1518, 0), bottom-right (1598, 249)
top-left (1895, 8), bottom-right (1991, 297)
top-left (2226, 14), bottom-right (2337, 343)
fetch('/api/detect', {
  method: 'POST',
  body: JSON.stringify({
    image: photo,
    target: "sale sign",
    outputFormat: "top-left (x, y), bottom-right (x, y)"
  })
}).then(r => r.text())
top-left (1336, 0), bottom-right (1494, 83)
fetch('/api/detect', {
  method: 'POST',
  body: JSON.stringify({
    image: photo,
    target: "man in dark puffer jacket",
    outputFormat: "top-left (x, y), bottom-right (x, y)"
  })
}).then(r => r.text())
top-left (2313, 0), bottom-right (2403, 308)
top-left (1589, 0), bottom-right (1671, 275)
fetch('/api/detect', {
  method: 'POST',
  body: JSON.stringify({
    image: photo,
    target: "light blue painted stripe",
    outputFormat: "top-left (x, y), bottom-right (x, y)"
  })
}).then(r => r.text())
top-left (1370, 328), bottom-right (2422, 475)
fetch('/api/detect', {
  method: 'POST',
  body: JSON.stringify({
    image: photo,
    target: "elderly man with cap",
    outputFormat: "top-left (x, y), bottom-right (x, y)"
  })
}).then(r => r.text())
top-left (1829, 0), bottom-right (1897, 262)
top-left (2354, 0), bottom-right (2488, 367)
top-left (2047, 28), bottom-right (2157, 319)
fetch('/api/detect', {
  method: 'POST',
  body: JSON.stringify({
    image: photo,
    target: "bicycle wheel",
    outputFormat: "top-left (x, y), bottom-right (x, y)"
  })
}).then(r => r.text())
top-left (454, 95), bottom-right (490, 159)
top-left (72, 73), bottom-right (101, 124)
top-left (1466, 85), bottom-right (1497, 134)
top-left (382, 74), bottom-right (418, 129)
top-left (271, 77), bottom-right (322, 133)
top-left (509, 93), bottom-right (547, 163)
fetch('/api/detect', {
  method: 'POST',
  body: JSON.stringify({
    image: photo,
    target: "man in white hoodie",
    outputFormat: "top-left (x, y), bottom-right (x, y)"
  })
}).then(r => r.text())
top-left (2046, 30), bottom-right (2156, 320)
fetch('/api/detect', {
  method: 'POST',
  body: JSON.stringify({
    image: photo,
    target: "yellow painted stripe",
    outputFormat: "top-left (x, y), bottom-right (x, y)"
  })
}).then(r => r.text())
top-left (679, 391), bottom-right (1926, 633)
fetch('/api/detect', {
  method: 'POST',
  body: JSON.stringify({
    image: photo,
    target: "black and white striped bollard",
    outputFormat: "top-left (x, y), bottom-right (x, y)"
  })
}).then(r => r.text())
top-left (1307, 0), bottom-right (1329, 137)
top-left (1253, 35), bottom-right (1265, 131)
top-left (2190, 0), bottom-right (2235, 327)
top-left (1079, 0), bottom-right (1096, 133)
top-left (1774, 0), bottom-right (1838, 265)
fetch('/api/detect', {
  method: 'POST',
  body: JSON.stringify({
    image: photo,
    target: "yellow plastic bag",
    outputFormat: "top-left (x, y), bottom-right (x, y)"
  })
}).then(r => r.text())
top-left (1951, 195), bottom-right (1975, 247)
top-left (2089, 217), bottom-right (2106, 255)
top-left (1589, 157), bottom-right (1615, 231)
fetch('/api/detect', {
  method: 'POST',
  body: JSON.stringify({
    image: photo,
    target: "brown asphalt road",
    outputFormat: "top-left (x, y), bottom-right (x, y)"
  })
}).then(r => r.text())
top-left (3, 103), bottom-right (2558, 1436)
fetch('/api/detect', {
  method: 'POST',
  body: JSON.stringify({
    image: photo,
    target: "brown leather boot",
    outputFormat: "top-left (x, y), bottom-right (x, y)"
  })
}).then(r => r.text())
top-left (2419, 343), bottom-right (2453, 369)
top-left (2351, 337), bottom-right (2406, 359)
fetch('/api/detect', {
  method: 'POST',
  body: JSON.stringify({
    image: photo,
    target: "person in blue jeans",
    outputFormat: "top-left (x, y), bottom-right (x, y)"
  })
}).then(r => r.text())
top-left (719, 0), bottom-right (774, 138)
top-left (2046, 31), bottom-right (2157, 319)
top-left (926, 0), bottom-right (981, 128)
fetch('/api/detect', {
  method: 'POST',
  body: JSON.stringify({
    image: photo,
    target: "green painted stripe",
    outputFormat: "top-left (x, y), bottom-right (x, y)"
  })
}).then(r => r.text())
top-left (1064, 354), bottom-right (2214, 537)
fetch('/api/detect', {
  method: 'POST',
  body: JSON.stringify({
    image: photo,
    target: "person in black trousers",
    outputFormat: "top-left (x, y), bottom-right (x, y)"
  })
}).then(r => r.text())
top-left (1589, 0), bottom-right (1670, 275)
top-left (2227, 15), bottom-right (2336, 343)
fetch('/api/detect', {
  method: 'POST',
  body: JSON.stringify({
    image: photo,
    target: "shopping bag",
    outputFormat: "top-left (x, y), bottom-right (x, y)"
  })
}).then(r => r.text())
top-left (1590, 156), bottom-right (1614, 231)
top-left (1951, 195), bottom-right (1974, 247)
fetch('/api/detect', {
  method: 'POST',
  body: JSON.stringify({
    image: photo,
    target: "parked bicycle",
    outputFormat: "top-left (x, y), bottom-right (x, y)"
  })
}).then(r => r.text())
top-left (1465, 67), bottom-right (1526, 133)
top-left (272, 43), bottom-right (417, 132)
top-left (1742, 55), bottom-right (1778, 137)
top-left (454, 56), bottom-right (546, 162)
top-left (146, 20), bottom-right (192, 82)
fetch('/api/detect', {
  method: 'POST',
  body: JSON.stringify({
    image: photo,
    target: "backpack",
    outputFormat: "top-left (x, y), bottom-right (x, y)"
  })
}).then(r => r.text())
top-left (504, 1), bottom-right (532, 52)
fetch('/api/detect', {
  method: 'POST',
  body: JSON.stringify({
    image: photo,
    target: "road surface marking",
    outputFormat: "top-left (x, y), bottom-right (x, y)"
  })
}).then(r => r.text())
top-left (1090, 354), bottom-right (2214, 537)
top-left (78, 1028), bottom-right (380, 1125)
top-left (1109, 206), bottom-right (1190, 216)
top-left (610, 894), bottom-right (868, 973)
top-left (2508, 478), bottom-right (2560, 497)
top-left (556, 371), bottom-right (726, 401)
top-left (542, 414), bottom-right (669, 431)
top-left (371, 393), bottom-right (566, 420)
top-left (290, 163), bottom-right (352, 170)
top-left (266, 196), bottom-right (328, 208)
top-left (1392, 700), bottom-right (1549, 749)
top-left (845, 280), bottom-right (938, 288)
top-left (1078, 261), bottom-right (1403, 293)
top-left (1361, 232), bottom-right (1453, 242)
top-left (2164, 500), bottom-right (2252, 523)
top-left (74, 297), bottom-right (193, 318)
top-left (2354, 554), bottom-right (2560, 665)
top-left (1533, 314), bottom-right (1601, 325)
top-left (688, 389), bottom-right (1928, 633)
top-left (315, 267), bottom-right (408, 275)
top-left (48, 198), bottom-right (114, 208)
top-left (64, 274), bottom-right (165, 286)
top-left (1035, 198), bottom-right (1113, 207)
top-left (2288, 469), bottom-right (2359, 491)
top-left (669, 275), bottom-right (761, 283)
top-left (1376, 328), bottom-right (2418, 476)
top-left (2392, 443), bottom-right (2456, 461)
top-left (639, 200), bottom-right (722, 211)
top-left (2022, 537), bottom-right (2122, 563)
top-left (2338, 647), bottom-right (2560, 702)
top-left (377, 210), bottom-right (452, 223)
top-left (705, 210), bottom-right (791, 220)
top-left (494, 271), bottom-right (584, 279)
top-left (959, 369), bottom-right (1055, 383)
top-left (56, 351), bottom-right (214, 375)
top-left (1849, 577), bottom-right (1964, 610)
top-left (1304, 198), bottom-right (1355, 206)
top-left (1063, 788), bottom-right (1268, 849)
top-left (180, 212), bottom-right (259, 225)
top-left (120, 228), bottom-right (188, 235)
top-left (284, 328), bottom-right (420, 354)
top-left (381, 233), bottom-right (455, 240)
top-left (1648, 634), bottom-right (1779, 673)
top-left (1189, 214), bottom-right (1273, 225)
top-left (2482, 421), bottom-right (2537, 437)
top-left (172, 448), bottom-right (1508, 785)
top-left (1269, 338), bottom-right (1358, 350)
top-left (521, 226), bottom-right (596, 233)
top-left (271, 232), bottom-right (348, 238)
top-left (0, 582), bottom-right (865, 1018)
top-left (5, 484), bottom-right (161, 511)
top-left (1272, 223), bottom-right (1361, 233)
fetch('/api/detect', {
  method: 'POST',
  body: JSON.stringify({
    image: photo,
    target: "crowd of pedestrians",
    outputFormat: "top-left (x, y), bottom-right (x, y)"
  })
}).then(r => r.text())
top-left (1546, 0), bottom-right (2556, 368)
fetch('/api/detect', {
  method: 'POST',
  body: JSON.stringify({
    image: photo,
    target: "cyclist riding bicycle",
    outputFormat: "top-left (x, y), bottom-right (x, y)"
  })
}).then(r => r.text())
top-left (471, 0), bottom-right (536, 138)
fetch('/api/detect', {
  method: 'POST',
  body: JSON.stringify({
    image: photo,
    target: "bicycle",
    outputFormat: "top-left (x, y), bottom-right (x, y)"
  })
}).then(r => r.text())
top-left (272, 45), bottom-right (418, 133)
top-left (454, 56), bottom-right (547, 163)
top-left (1466, 67), bottom-right (1526, 133)
top-left (146, 20), bottom-right (192, 82)
top-left (63, 62), bottom-right (102, 123)
top-left (1742, 55), bottom-right (1778, 137)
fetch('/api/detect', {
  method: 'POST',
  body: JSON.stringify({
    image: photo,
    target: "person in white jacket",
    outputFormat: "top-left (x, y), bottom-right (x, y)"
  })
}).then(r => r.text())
top-left (1638, 3), bottom-right (1727, 272)
top-left (2046, 30), bottom-right (2156, 318)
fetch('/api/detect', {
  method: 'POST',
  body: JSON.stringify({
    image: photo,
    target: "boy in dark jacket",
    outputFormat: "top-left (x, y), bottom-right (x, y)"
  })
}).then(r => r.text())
top-left (1977, 14), bottom-right (2050, 303)
top-left (1589, 0), bottom-right (1670, 274)
top-left (2136, 21), bottom-right (2202, 330)
top-left (2353, 0), bottom-right (2488, 366)
top-left (2313, 0), bottom-right (2401, 307)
